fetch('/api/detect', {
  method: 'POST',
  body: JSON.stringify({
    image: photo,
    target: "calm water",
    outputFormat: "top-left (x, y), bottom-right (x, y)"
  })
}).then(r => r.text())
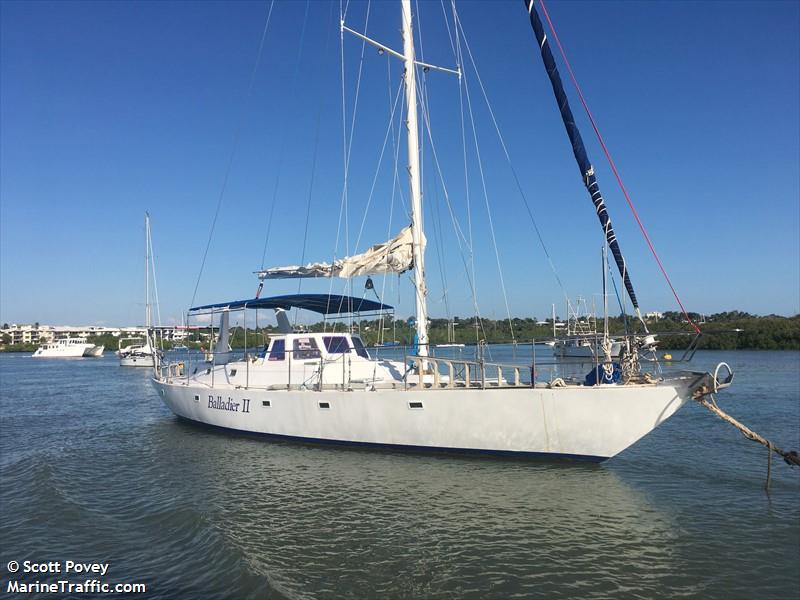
top-left (1, 350), bottom-right (798, 599)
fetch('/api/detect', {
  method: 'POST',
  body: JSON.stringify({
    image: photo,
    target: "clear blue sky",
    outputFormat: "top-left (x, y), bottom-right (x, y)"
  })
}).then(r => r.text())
top-left (2, 0), bottom-right (798, 327)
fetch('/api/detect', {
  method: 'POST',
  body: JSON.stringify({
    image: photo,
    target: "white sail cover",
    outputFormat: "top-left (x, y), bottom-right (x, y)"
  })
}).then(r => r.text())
top-left (257, 226), bottom-right (420, 280)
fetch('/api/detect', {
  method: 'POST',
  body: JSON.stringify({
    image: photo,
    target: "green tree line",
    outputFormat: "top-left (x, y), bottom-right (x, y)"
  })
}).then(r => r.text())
top-left (2, 312), bottom-right (798, 352)
top-left (221, 312), bottom-right (799, 351)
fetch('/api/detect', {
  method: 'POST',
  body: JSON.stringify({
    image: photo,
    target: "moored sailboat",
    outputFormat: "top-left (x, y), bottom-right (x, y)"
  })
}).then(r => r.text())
top-left (152, 1), bottom-right (732, 461)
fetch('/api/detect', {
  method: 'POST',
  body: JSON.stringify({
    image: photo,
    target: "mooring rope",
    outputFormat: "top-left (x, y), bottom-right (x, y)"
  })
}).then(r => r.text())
top-left (694, 393), bottom-right (800, 490)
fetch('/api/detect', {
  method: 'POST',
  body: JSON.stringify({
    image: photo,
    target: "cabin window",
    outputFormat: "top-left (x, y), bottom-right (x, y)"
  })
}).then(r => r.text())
top-left (323, 336), bottom-right (350, 354)
top-left (351, 336), bottom-right (370, 359)
top-left (293, 337), bottom-right (321, 360)
top-left (268, 339), bottom-right (285, 361)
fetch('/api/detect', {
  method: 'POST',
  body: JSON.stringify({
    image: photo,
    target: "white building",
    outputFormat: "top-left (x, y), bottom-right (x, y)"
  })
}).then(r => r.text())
top-left (1, 324), bottom-right (147, 345)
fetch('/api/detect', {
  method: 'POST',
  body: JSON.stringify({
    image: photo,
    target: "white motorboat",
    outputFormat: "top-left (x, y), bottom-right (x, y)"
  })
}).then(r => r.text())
top-left (33, 338), bottom-right (104, 358)
top-left (152, 1), bottom-right (732, 461)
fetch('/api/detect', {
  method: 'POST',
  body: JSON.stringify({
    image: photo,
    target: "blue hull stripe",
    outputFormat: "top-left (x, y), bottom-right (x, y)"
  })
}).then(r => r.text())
top-left (173, 416), bottom-right (608, 463)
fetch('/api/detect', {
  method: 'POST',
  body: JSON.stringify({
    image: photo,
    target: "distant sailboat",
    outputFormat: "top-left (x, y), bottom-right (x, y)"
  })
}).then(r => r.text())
top-left (553, 297), bottom-right (621, 359)
top-left (120, 212), bottom-right (159, 367)
top-left (436, 320), bottom-right (464, 348)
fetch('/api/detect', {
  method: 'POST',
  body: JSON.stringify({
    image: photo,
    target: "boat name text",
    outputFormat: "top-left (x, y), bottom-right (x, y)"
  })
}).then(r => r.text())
top-left (208, 396), bottom-right (250, 413)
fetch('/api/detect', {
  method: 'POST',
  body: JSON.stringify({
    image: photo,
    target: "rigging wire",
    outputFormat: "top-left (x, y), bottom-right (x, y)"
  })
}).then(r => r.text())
top-left (295, 3), bottom-right (336, 305)
top-left (608, 256), bottom-right (629, 336)
top-left (427, 160), bottom-right (452, 323)
top-left (332, 65), bottom-right (403, 332)
top-left (452, 4), bottom-right (573, 315)
top-left (378, 54), bottom-right (403, 346)
top-left (453, 6), bottom-right (482, 346)
top-left (147, 222), bottom-right (162, 327)
top-left (352, 81), bottom-right (405, 253)
top-left (449, 6), bottom-right (516, 343)
top-left (536, 0), bottom-right (701, 334)
top-left (260, 0), bottom-right (312, 270)
top-left (416, 0), bottom-right (452, 329)
top-left (294, 99), bottom-right (325, 303)
top-left (458, 54), bottom-right (517, 343)
top-left (439, 0), bottom-right (457, 57)
top-left (412, 63), bottom-right (487, 344)
top-left (190, 0), bottom-right (276, 308)
top-left (331, 0), bottom-right (372, 328)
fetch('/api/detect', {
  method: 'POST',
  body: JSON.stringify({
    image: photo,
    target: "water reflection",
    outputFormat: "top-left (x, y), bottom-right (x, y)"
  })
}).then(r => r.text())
top-left (172, 421), bottom-right (678, 599)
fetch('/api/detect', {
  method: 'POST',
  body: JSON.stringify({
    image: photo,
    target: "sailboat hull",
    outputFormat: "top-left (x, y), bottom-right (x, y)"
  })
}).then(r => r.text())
top-left (152, 379), bottom-right (690, 460)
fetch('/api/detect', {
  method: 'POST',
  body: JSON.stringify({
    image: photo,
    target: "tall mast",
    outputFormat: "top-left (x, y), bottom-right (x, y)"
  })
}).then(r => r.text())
top-left (145, 212), bottom-right (151, 329)
top-left (401, 0), bottom-right (428, 357)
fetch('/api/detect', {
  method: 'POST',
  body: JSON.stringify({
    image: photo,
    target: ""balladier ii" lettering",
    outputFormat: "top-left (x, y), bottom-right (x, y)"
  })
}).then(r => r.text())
top-left (208, 395), bottom-right (250, 413)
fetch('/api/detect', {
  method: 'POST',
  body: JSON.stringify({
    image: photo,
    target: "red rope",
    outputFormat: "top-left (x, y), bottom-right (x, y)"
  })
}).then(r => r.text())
top-left (536, 0), bottom-right (701, 334)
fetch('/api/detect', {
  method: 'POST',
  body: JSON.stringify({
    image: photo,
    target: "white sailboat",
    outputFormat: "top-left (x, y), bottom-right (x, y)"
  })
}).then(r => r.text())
top-left (152, 1), bottom-right (732, 461)
top-left (120, 212), bottom-right (159, 367)
top-left (437, 320), bottom-right (465, 349)
top-left (554, 297), bottom-right (622, 359)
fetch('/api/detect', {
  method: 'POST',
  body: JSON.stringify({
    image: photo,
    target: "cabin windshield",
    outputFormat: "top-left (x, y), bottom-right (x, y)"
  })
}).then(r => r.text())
top-left (351, 336), bottom-right (370, 359)
top-left (323, 336), bottom-right (349, 354)
top-left (268, 339), bottom-right (285, 361)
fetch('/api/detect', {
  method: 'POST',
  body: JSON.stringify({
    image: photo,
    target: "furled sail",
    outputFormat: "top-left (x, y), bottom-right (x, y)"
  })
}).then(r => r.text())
top-left (256, 226), bottom-right (420, 280)
top-left (523, 0), bottom-right (640, 312)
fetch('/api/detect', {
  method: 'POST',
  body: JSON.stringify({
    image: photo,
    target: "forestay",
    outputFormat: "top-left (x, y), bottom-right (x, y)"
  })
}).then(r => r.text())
top-left (256, 225), bottom-right (420, 280)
